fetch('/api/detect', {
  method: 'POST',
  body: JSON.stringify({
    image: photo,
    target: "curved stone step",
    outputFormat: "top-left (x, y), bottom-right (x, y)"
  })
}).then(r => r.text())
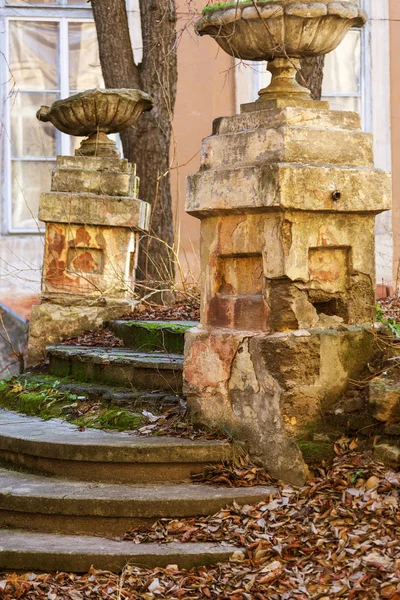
top-left (0, 530), bottom-right (243, 572)
top-left (0, 468), bottom-right (277, 536)
top-left (109, 319), bottom-right (198, 354)
top-left (47, 345), bottom-right (184, 391)
top-left (0, 410), bottom-right (231, 483)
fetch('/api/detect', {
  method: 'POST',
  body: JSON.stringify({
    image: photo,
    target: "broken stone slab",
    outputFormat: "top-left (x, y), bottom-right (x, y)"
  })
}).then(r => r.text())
top-left (109, 320), bottom-right (198, 354)
top-left (369, 374), bottom-right (400, 422)
top-left (200, 127), bottom-right (373, 170)
top-left (28, 303), bottom-right (134, 367)
top-left (0, 530), bottom-right (245, 572)
top-left (0, 409), bottom-right (229, 483)
top-left (184, 325), bottom-right (378, 485)
top-left (0, 466), bottom-right (277, 536)
top-left (187, 163), bottom-right (391, 217)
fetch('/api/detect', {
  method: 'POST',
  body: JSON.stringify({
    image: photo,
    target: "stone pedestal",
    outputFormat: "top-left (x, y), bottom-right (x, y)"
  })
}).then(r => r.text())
top-left (183, 99), bottom-right (391, 484)
top-left (28, 155), bottom-right (150, 365)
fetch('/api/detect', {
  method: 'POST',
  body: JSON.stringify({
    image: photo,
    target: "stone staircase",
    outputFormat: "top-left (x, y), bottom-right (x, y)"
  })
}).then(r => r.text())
top-left (0, 320), bottom-right (277, 572)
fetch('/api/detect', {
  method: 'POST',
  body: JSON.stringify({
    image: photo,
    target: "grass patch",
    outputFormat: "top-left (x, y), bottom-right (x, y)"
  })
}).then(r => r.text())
top-left (377, 302), bottom-right (400, 337)
top-left (0, 375), bottom-right (146, 432)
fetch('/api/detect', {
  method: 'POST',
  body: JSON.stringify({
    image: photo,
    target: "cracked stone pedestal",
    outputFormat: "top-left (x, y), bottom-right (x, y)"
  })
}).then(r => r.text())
top-left (183, 98), bottom-right (391, 485)
top-left (28, 156), bottom-right (150, 365)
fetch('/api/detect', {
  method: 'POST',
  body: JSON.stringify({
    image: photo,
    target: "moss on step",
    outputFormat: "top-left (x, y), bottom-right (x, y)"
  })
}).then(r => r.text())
top-left (297, 440), bottom-right (336, 466)
top-left (95, 409), bottom-right (144, 431)
top-left (0, 375), bottom-right (146, 432)
top-left (109, 320), bottom-right (195, 354)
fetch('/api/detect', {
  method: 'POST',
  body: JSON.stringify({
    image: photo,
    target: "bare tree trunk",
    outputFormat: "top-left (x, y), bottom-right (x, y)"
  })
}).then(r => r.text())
top-left (91, 0), bottom-right (177, 292)
top-left (298, 56), bottom-right (325, 100)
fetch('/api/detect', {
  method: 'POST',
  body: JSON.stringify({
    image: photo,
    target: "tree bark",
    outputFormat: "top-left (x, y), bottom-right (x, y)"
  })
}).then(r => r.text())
top-left (297, 55), bottom-right (325, 100)
top-left (91, 0), bottom-right (178, 291)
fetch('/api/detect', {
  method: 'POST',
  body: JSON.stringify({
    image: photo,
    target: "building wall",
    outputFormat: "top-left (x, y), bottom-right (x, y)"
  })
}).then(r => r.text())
top-left (172, 0), bottom-right (235, 284)
top-left (390, 0), bottom-right (400, 291)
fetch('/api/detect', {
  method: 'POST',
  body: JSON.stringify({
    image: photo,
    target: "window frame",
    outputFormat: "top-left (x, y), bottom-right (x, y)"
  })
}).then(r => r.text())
top-left (1, 3), bottom-right (96, 235)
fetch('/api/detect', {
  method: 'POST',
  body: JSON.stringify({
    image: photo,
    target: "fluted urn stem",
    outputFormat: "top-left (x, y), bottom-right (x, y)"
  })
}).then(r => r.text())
top-left (258, 58), bottom-right (311, 102)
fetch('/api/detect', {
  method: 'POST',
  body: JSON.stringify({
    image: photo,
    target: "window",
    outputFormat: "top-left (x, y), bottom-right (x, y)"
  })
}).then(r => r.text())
top-left (322, 26), bottom-right (371, 131)
top-left (2, 3), bottom-right (103, 232)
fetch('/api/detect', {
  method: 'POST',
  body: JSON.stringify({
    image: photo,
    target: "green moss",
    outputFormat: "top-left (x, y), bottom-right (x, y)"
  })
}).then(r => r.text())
top-left (0, 375), bottom-right (147, 433)
top-left (95, 409), bottom-right (145, 431)
top-left (297, 440), bottom-right (335, 466)
top-left (203, 0), bottom-right (273, 13)
top-left (19, 392), bottom-right (46, 415)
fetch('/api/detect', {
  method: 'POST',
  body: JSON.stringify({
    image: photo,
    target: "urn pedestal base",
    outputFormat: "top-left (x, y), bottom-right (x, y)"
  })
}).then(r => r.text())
top-left (27, 155), bottom-right (150, 366)
top-left (184, 324), bottom-right (378, 485)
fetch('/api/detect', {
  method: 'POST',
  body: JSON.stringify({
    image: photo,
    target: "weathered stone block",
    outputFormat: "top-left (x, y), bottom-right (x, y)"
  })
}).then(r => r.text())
top-left (241, 98), bottom-right (329, 112)
top-left (374, 444), bottom-right (400, 468)
top-left (28, 303), bottom-right (133, 366)
top-left (187, 163), bottom-right (391, 216)
top-left (52, 168), bottom-right (135, 197)
top-left (213, 107), bottom-right (361, 136)
top-left (39, 192), bottom-right (150, 230)
top-left (198, 212), bottom-right (376, 332)
top-left (41, 224), bottom-right (138, 301)
top-left (183, 324), bottom-right (377, 484)
top-left (201, 127), bottom-right (373, 170)
top-left (369, 374), bottom-right (400, 422)
top-left (56, 156), bottom-right (131, 173)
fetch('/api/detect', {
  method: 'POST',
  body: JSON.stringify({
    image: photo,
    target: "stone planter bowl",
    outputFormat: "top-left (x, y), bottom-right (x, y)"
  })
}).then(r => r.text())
top-left (196, 1), bottom-right (367, 61)
top-left (37, 88), bottom-right (153, 157)
top-left (37, 88), bottom-right (153, 137)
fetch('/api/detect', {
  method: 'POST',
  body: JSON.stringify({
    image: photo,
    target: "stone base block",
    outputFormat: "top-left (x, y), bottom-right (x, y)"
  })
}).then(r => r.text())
top-left (183, 325), bottom-right (377, 485)
top-left (27, 303), bottom-right (135, 366)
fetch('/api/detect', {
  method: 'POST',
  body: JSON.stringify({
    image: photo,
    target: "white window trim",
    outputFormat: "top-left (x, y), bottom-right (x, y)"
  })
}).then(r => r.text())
top-left (1, 10), bottom-right (96, 235)
top-left (368, 0), bottom-right (393, 286)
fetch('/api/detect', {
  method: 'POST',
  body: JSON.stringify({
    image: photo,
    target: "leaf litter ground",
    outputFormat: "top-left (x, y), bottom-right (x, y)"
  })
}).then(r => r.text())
top-left (1, 452), bottom-right (399, 599)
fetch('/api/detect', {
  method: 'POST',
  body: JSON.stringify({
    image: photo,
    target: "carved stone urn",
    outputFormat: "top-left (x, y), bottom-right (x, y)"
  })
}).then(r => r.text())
top-left (37, 88), bottom-right (153, 157)
top-left (196, 1), bottom-right (367, 100)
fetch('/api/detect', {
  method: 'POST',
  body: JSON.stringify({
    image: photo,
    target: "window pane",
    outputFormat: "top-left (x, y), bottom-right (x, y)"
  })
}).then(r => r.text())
top-left (6, 1), bottom-right (60, 4)
top-left (69, 22), bottom-right (103, 91)
top-left (11, 92), bottom-right (59, 158)
top-left (67, 0), bottom-right (90, 4)
top-left (324, 96), bottom-right (361, 114)
top-left (322, 30), bottom-right (361, 96)
top-left (9, 21), bottom-right (59, 90)
top-left (12, 160), bottom-right (53, 230)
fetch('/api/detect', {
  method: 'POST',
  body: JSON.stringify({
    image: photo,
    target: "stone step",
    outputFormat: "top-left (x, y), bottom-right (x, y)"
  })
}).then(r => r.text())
top-left (0, 530), bottom-right (243, 573)
top-left (0, 467), bottom-right (277, 536)
top-left (109, 319), bottom-right (198, 354)
top-left (0, 410), bottom-right (231, 483)
top-left (47, 345), bottom-right (184, 391)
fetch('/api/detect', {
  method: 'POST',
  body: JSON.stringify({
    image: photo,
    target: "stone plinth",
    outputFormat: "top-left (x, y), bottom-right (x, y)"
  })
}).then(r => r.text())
top-left (183, 100), bottom-right (391, 484)
top-left (28, 155), bottom-right (150, 365)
